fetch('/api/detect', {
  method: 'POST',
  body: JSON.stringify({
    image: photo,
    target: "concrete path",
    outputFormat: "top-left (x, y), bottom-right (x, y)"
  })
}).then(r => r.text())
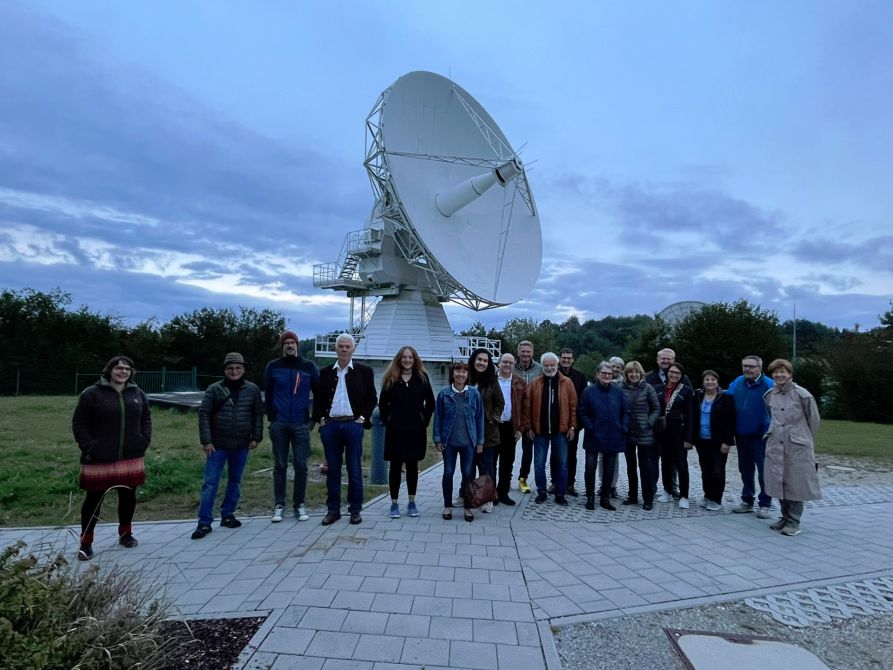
top-left (4, 449), bottom-right (892, 670)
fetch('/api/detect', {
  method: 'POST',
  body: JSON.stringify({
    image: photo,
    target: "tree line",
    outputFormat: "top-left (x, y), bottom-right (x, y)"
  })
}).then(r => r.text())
top-left (2, 288), bottom-right (890, 423)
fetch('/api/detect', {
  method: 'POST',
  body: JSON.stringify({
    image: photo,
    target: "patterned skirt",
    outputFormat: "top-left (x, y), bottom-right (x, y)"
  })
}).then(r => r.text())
top-left (79, 457), bottom-right (146, 491)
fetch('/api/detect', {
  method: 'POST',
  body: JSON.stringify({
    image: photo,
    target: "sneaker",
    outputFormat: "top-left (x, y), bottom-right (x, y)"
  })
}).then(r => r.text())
top-left (657, 491), bottom-right (672, 503)
top-left (706, 501), bottom-right (722, 511)
top-left (567, 486), bottom-right (579, 497)
top-left (756, 506), bottom-right (772, 519)
top-left (732, 502), bottom-right (754, 514)
top-left (770, 518), bottom-right (787, 531)
top-left (585, 497), bottom-right (595, 511)
top-left (481, 501), bottom-right (494, 513)
top-left (118, 533), bottom-right (138, 548)
top-left (389, 503), bottom-right (401, 518)
top-left (535, 492), bottom-right (548, 504)
top-left (77, 544), bottom-right (94, 561)
top-left (407, 501), bottom-right (420, 517)
top-left (272, 505), bottom-right (284, 523)
top-left (191, 524), bottom-right (212, 540)
top-left (519, 478), bottom-right (531, 494)
top-left (554, 495), bottom-right (568, 506)
top-left (296, 505), bottom-right (309, 522)
top-left (622, 497), bottom-right (638, 506)
top-left (642, 502), bottom-right (653, 511)
top-left (697, 498), bottom-right (709, 509)
top-left (678, 497), bottom-right (689, 509)
top-left (220, 516), bottom-right (241, 528)
top-left (781, 522), bottom-right (801, 536)
top-left (453, 495), bottom-right (464, 507)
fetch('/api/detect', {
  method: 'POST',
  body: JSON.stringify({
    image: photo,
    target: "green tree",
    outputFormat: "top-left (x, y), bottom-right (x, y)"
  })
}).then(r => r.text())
top-left (672, 301), bottom-right (785, 385)
top-left (623, 316), bottom-right (672, 369)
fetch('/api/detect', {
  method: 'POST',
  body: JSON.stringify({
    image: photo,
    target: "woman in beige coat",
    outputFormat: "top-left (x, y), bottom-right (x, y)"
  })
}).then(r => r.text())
top-left (763, 358), bottom-right (821, 536)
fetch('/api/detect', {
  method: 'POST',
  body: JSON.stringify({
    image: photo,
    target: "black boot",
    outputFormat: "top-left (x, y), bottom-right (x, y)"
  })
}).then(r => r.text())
top-left (600, 497), bottom-right (616, 511)
top-left (585, 496), bottom-right (595, 511)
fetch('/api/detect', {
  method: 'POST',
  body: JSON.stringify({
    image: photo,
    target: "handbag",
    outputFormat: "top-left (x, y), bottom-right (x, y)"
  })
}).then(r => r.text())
top-left (655, 385), bottom-right (683, 433)
top-left (465, 474), bottom-right (496, 508)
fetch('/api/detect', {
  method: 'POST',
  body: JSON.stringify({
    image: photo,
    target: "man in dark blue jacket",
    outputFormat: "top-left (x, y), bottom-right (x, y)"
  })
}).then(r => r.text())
top-left (265, 330), bottom-right (319, 523)
top-left (727, 355), bottom-right (774, 518)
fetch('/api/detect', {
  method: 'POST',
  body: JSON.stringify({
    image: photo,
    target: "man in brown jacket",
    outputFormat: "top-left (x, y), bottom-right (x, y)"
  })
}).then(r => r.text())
top-left (523, 352), bottom-right (577, 505)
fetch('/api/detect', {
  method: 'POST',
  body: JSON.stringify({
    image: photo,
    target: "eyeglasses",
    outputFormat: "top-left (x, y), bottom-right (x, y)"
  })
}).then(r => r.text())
top-left (742, 364), bottom-right (758, 369)
top-left (112, 366), bottom-right (132, 372)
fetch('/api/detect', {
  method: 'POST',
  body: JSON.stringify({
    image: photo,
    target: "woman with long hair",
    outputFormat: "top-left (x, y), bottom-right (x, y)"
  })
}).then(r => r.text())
top-left (691, 370), bottom-right (736, 511)
top-left (467, 348), bottom-right (504, 513)
top-left (654, 362), bottom-right (695, 509)
top-left (72, 355), bottom-right (152, 560)
top-left (379, 346), bottom-right (435, 519)
top-left (433, 362), bottom-right (484, 522)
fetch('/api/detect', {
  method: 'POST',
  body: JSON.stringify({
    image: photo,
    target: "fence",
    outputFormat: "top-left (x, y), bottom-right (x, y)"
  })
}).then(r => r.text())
top-left (73, 368), bottom-right (199, 395)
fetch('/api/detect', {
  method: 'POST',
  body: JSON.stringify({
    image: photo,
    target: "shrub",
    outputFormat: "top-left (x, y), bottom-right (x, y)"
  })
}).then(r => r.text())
top-left (0, 541), bottom-right (180, 670)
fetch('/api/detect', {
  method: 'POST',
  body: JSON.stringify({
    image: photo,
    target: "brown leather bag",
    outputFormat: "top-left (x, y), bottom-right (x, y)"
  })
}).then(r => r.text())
top-left (465, 474), bottom-right (496, 508)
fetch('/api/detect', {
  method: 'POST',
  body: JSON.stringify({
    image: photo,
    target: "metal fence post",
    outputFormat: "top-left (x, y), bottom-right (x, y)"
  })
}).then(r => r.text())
top-left (192, 366), bottom-right (197, 391)
top-left (370, 407), bottom-right (387, 485)
top-left (161, 366), bottom-right (166, 391)
top-left (15, 365), bottom-right (20, 396)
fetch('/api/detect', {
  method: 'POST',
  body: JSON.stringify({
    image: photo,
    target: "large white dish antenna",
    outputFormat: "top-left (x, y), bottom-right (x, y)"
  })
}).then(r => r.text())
top-left (376, 71), bottom-right (541, 306)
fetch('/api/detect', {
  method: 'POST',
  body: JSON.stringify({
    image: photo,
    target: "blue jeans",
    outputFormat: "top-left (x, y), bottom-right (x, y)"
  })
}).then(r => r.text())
top-left (442, 441), bottom-right (475, 508)
top-left (198, 448), bottom-right (249, 525)
top-left (534, 433), bottom-right (568, 495)
top-left (320, 420), bottom-right (365, 514)
top-left (737, 435), bottom-right (771, 508)
top-left (270, 421), bottom-right (311, 509)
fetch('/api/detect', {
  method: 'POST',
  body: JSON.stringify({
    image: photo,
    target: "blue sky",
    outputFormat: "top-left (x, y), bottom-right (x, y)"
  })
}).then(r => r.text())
top-left (1, 1), bottom-right (890, 336)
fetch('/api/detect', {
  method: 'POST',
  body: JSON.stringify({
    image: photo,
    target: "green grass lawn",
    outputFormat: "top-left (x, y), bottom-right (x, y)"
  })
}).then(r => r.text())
top-left (815, 419), bottom-right (893, 460)
top-left (0, 396), bottom-right (441, 527)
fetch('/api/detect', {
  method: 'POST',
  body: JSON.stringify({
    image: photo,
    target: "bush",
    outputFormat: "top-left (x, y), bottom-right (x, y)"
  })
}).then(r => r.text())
top-left (0, 541), bottom-right (179, 670)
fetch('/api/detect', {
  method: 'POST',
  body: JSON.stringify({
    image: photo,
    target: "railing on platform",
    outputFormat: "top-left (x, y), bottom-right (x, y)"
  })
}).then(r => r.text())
top-left (314, 334), bottom-right (501, 361)
top-left (74, 368), bottom-right (199, 394)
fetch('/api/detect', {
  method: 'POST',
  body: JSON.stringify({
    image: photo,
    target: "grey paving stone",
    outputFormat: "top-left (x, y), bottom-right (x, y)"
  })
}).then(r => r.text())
top-left (350, 562), bottom-right (388, 577)
top-left (320, 660), bottom-right (373, 670)
top-left (386, 612), bottom-right (431, 638)
top-left (497, 642), bottom-right (547, 670)
top-left (370, 593), bottom-right (414, 614)
top-left (452, 597), bottom-right (493, 620)
top-left (491, 600), bottom-right (536, 622)
top-left (450, 640), bottom-right (498, 669)
top-left (360, 577), bottom-right (400, 594)
top-left (201, 593), bottom-right (248, 613)
top-left (270, 654), bottom-right (325, 669)
top-left (411, 596), bottom-right (454, 616)
top-left (428, 615), bottom-right (475, 641)
top-left (454, 567), bottom-right (492, 584)
top-left (292, 588), bottom-right (338, 607)
top-left (341, 610), bottom-right (390, 635)
top-left (435, 580), bottom-right (473, 599)
top-left (396, 578), bottom-right (437, 596)
top-left (332, 590), bottom-right (377, 610)
top-left (473, 582), bottom-right (512, 601)
top-left (305, 630), bottom-right (360, 659)
top-left (323, 574), bottom-right (365, 591)
top-left (383, 564), bottom-right (422, 579)
top-left (473, 619), bottom-right (518, 645)
top-left (299, 606), bottom-right (349, 631)
top-left (175, 587), bottom-right (219, 606)
top-left (241, 650), bottom-right (280, 669)
top-left (535, 596), bottom-right (584, 618)
top-left (400, 637), bottom-right (450, 666)
top-left (259, 627), bottom-right (315, 655)
top-left (353, 634), bottom-right (405, 662)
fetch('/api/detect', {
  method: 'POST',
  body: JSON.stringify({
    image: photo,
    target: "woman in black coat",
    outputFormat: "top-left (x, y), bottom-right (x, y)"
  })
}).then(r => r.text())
top-left (620, 361), bottom-right (661, 510)
top-left (655, 362), bottom-right (694, 509)
top-left (72, 355), bottom-right (151, 561)
top-left (691, 370), bottom-right (736, 511)
top-left (379, 346), bottom-right (435, 519)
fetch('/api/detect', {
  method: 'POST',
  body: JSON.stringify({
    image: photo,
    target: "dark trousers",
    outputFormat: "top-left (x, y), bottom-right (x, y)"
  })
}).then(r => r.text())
top-left (658, 430), bottom-right (690, 498)
top-left (584, 451), bottom-right (617, 499)
top-left (695, 438), bottom-right (728, 504)
top-left (625, 442), bottom-right (657, 503)
top-left (388, 460), bottom-right (419, 499)
top-left (320, 420), bottom-right (365, 514)
top-left (518, 432), bottom-right (534, 480)
top-left (80, 486), bottom-right (137, 545)
top-left (476, 447), bottom-right (496, 480)
top-left (736, 435), bottom-right (771, 508)
top-left (551, 431), bottom-right (579, 490)
top-left (494, 422), bottom-right (517, 497)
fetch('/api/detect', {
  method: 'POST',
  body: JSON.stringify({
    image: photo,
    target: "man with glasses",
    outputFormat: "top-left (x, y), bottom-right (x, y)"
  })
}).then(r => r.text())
top-left (514, 340), bottom-right (543, 494)
top-left (727, 355), bottom-right (774, 518)
top-left (494, 353), bottom-right (525, 505)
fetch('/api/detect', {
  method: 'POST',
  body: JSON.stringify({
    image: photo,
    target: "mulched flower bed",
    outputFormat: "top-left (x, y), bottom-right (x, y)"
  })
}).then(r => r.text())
top-left (160, 616), bottom-right (266, 669)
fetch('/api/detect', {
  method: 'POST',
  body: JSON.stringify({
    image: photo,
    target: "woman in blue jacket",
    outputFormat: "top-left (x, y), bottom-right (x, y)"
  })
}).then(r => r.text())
top-left (433, 362), bottom-right (484, 522)
top-left (580, 362), bottom-right (629, 511)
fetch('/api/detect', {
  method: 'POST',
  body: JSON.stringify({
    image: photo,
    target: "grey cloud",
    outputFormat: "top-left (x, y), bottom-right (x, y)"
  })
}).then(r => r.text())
top-left (793, 236), bottom-right (893, 273)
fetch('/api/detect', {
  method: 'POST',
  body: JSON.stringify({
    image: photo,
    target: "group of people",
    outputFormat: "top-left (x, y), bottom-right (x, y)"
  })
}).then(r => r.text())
top-left (70, 333), bottom-right (822, 560)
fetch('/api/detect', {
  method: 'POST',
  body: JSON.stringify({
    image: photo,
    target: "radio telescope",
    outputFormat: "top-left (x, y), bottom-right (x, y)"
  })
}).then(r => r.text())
top-left (314, 71), bottom-right (542, 370)
top-left (657, 301), bottom-right (707, 327)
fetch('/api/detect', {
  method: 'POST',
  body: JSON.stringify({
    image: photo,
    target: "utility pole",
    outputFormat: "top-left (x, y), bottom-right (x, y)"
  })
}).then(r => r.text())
top-left (792, 302), bottom-right (797, 362)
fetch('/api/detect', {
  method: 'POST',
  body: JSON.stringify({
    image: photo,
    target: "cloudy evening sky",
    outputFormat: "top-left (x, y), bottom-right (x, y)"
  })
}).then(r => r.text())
top-left (1, 1), bottom-right (891, 337)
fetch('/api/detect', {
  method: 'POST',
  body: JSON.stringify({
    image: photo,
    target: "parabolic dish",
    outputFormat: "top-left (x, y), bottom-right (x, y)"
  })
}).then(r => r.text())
top-left (380, 71), bottom-right (541, 306)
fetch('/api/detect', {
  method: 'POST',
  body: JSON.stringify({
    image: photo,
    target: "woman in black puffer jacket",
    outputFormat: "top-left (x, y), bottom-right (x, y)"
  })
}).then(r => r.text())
top-left (620, 361), bottom-right (660, 510)
top-left (72, 355), bottom-right (151, 561)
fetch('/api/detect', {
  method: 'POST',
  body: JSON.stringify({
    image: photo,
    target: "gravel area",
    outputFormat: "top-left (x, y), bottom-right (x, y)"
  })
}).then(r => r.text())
top-left (554, 601), bottom-right (893, 670)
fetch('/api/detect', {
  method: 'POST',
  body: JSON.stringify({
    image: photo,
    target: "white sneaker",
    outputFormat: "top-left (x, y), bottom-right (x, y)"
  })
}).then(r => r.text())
top-left (657, 491), bottom-right (672, 503)
top-left (697, 497), bottom-right (709, 508)
top-left (481, 501), bottom-right (493, 513)
top-left (272, 505), bottom-right (284, 523)
top-left (706, 501), bottom-right (722, 511)
top-left (756, 506), bottom-right (772, 519)
top-left (296, 505), bottom-right (309, 522)
top-left (678, 497), bottom-right (690, 509)
top-left (453, 496), bottom-right (464, 507)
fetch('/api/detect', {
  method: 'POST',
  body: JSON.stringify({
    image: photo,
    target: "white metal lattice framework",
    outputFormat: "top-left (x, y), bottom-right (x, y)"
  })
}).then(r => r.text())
top-left (362, 83), bottom-right (534, 311)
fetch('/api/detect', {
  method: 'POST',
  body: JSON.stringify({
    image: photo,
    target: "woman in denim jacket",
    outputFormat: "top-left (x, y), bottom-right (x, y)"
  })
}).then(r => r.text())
top-left (433, 362), bottom-right (484, 522)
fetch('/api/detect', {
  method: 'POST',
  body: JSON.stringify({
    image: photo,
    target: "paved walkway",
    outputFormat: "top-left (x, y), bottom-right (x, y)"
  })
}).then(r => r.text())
top-left (4, 451), bottom-right (893, 670)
